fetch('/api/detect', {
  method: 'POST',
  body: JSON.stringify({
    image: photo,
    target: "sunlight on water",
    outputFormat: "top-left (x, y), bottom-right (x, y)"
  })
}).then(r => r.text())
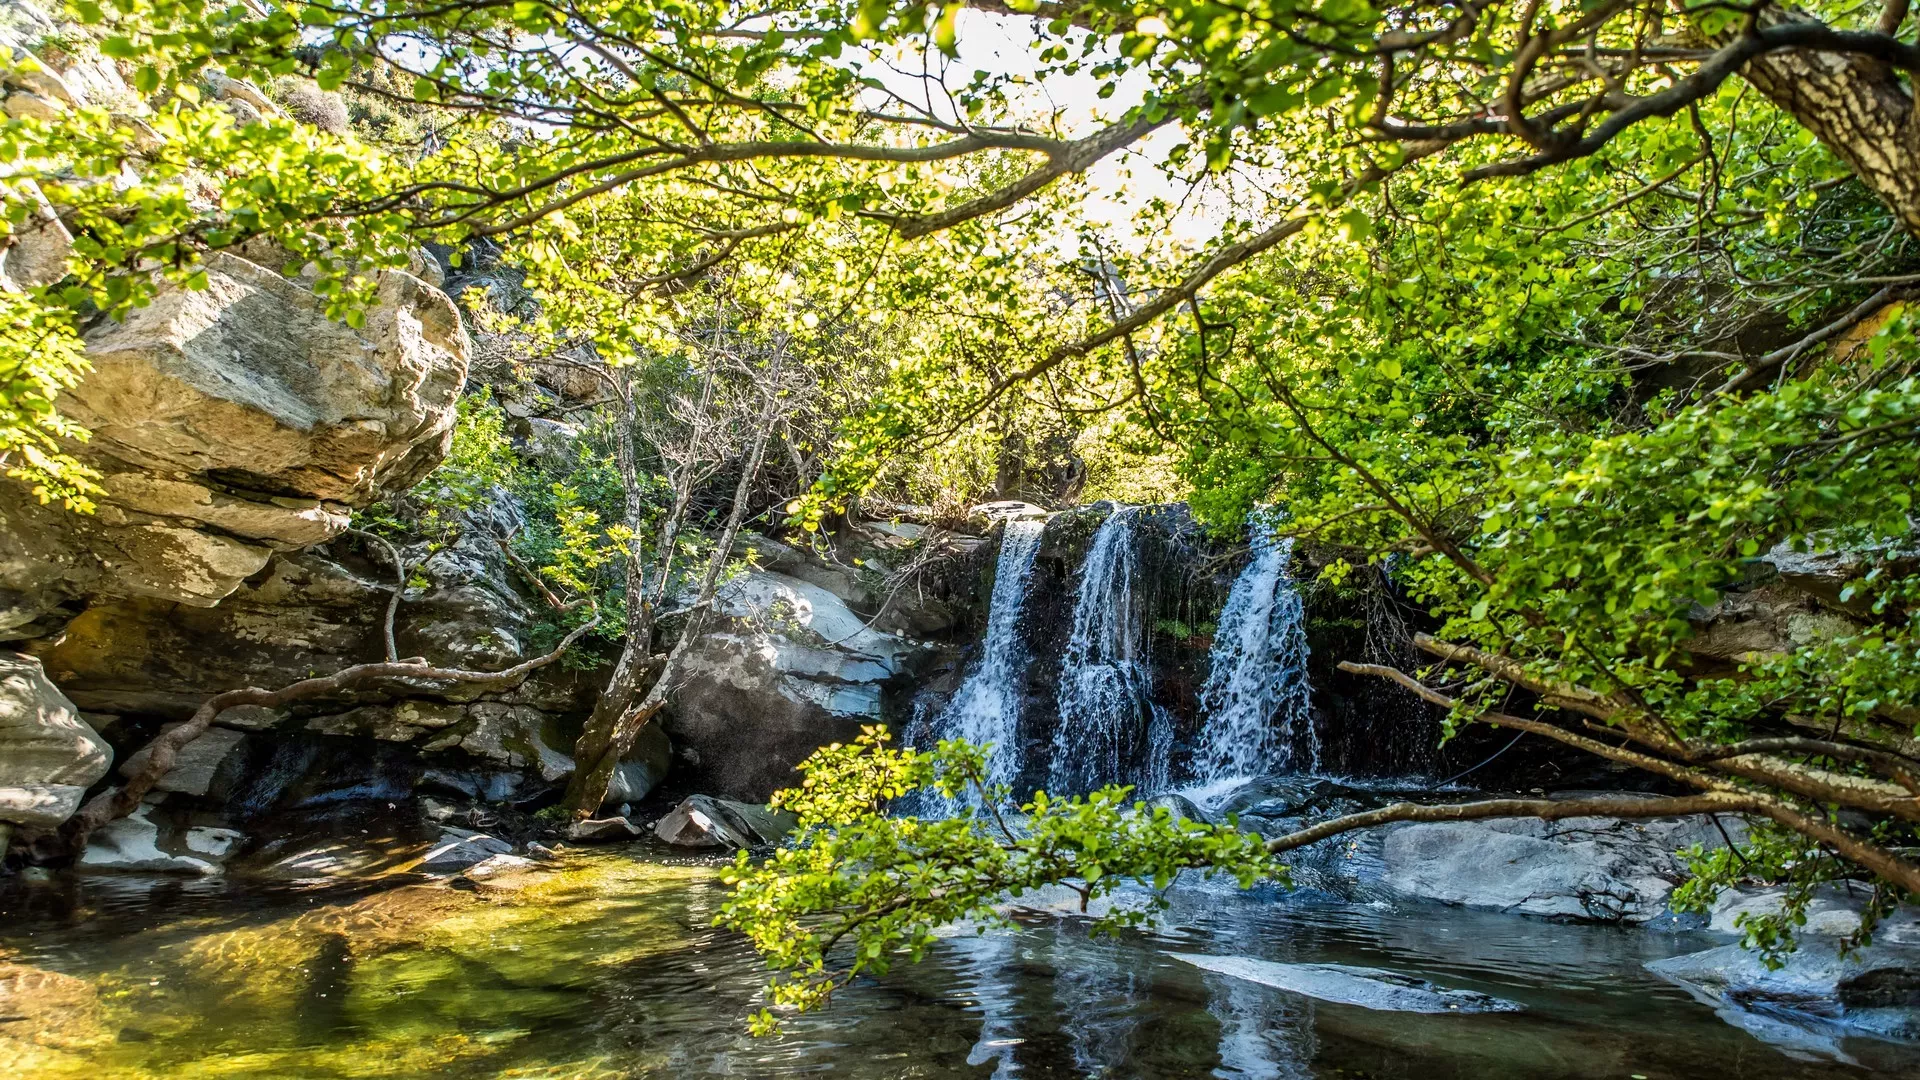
top-left (3, 851), bottom-right (1916, 1080)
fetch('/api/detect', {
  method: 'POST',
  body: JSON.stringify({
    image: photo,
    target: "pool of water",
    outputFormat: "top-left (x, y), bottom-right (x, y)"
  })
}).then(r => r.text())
top-left (3, 849), bottom-right (1916, 1079)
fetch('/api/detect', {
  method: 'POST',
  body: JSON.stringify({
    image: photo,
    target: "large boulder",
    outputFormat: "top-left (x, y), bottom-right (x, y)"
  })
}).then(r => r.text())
top-left (1380, 800), bottom-right (1735, 923)
top-left (0, 253), bottom-right (469, 634)
top-left (0, 651), bottom-right (110, 830)
top-left (664, 570), bottom-right (926, 800)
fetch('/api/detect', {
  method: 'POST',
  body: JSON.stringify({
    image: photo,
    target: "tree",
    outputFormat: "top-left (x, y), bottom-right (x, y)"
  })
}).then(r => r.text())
top-left (10, 0), bottom-right (1919, 989)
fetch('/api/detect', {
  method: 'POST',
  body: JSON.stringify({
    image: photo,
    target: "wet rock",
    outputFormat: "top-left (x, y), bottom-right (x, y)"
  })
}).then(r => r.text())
top-left (1380, 798), bottom-right (1734, 923)
top-left (565, 816), bottom-right (642, 843)
top-left (244, 835), bottom-right (422, 881)
top-left (1142, 792), bottom-right (1209, 822)
top-left (76, 801), bottom-right (245, 875)
top-left (1711, 885), bottom-right (1920, 945)
top-left (0, 652), bottom-right (110, 829)
top-left (1648, 940), bottom-right (1920, 1041)
top-left (462, 852), bottom-right (537, 879)
top-left (968, 500), bottom-right (1049, 524)
top-left (652, 795), bottom-right (796, 849)
top-left (1166, 952), bottom-right (1525, 1014)
top-left (417, 827), bottom-right (512, 873)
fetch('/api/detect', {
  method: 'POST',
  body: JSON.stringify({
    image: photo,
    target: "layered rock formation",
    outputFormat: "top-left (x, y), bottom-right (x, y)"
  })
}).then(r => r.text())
top-left (0, 253), bottom-right (468, 637)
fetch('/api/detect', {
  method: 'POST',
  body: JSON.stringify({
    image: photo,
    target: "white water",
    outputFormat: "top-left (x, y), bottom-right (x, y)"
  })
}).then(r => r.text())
top-left (1187, 532), bottom-right (1316, 796)
top-left (1048, 507), bottom-right (1171, 796)
top-left (912, 518), bottom-right (1045, 809)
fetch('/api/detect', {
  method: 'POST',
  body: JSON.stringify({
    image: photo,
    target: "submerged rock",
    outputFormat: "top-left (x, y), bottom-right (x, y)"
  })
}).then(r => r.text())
top-left (1166, 952), bottom-right (1524, 1014)
top-left (652, 795), bottom-right (796, 849)
top-left (75, 801), bottom-right (244, 875)
top-left (417, 827), bottom-right (512, 874)
top-left (1648, 940), bottom-right (1920, 1042)
top-left (0, 960), bottom-right (110, 1070)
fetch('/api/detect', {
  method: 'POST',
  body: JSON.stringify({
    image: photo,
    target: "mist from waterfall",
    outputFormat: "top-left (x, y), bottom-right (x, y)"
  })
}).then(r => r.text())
top-left (1048, 506), bottom-right (1173, 796)
top-left (1188, 531), bottom-right (1316, 792)
top-left (907, 518), bottom-right (1045, 811)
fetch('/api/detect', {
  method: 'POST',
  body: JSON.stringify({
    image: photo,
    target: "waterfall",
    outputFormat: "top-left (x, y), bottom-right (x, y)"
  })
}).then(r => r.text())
top-left (1188, 532), bottom-right (1316, 789)
top-left (1048, 506), bottom-right (1168, 796)
top-left (910, 518), bottom-right (1045, 809)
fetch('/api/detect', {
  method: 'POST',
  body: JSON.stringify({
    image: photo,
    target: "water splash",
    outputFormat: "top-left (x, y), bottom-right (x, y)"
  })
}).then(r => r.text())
top-left (911, 518), bottom-right (1045, 810)
top-left (1048, 506), bottom-right (1165, 796)
top-left (1189, 531), bottom-right (1316, 787)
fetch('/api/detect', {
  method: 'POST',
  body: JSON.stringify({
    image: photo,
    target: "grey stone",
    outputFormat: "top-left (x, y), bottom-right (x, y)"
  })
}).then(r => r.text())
top-left (968, 500), bottom-right (1049, 522)
top-left (1380, 800), bottom-right (1735, 923)
top-left (0, 252), bottom-right (469, 632)
top-left (0, 177), bottom-right (73, 289)
top-left (667, 570), bottom-right (923, 800)
top-left (0, 783), bottom-right (84, 828)
top-left (604, 722), bottom-right (671, 807)
top-left (0, 652), bottom-right (110, 828)
top-left (1648, 940), bottom-right (1920, 1042)
top-left (1711, 885), bottom-right (1920, 946)
top-left (76, 802), bottom-right (243, 875)
top-left (565, 816), bottom-right (642, 843)
top-left (652, 795), bottom-right (796, 850)
top-left (417, 827), bottom-right (512, 873)
top-left (152, 725), bottom-right (248, 797)
top-left (463, 852), bottom-right (537, 879)
top-left (1167, 952), bottom-right (1525, 1014)
top-left (457, 702), bottom-right (575, 781)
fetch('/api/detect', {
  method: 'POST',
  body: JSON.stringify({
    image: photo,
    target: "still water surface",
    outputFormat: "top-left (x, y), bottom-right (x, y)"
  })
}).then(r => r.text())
top-left (2, 849), bottom-right (1915, 1079)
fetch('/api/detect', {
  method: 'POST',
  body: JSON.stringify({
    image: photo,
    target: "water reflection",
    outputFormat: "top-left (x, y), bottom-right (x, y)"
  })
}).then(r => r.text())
top-left (1, 854), bottom-right (1917, 1080)
top-left (949, 931), bottom-right (1024, 1077)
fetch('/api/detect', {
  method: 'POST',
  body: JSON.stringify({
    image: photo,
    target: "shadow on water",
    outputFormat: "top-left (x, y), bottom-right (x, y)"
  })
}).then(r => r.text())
top-left (3, 851), bottom-right (1918, 1079)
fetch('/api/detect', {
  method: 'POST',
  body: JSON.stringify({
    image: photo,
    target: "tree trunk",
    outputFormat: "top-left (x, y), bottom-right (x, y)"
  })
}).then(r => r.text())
top-left (1733, 9), bottom-right (1920, 236)
top-left (564, 353), bottom-right (786, 817)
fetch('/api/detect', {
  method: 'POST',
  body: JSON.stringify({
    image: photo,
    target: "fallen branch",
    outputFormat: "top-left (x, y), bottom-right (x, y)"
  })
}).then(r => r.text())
top-left (1335, 659), bottom-right (1920, 894)
top-left (57, 582), bottom-right (599, 854)
top-left (1262, 792), bottom-right (1762, 854)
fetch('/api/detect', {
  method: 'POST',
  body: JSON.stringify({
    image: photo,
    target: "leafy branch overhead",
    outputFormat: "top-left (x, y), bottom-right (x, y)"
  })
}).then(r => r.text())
top-left (5, 0), bottom-right (1920, 1025)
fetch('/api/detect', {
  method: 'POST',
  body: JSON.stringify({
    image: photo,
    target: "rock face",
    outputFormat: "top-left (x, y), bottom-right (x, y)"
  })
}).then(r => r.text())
top-left (0, 651), bottom-right (110, 829)
top-left (1380, 801), bottom-right (1734, 922)
top-left (0, 252), bottom-right (468, 635)
top-left (665, 570), bottom-right (931, 800)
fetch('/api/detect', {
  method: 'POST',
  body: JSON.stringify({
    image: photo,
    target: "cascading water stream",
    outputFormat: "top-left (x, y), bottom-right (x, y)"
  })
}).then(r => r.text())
top-left (1048, 506), bottom-right (1173, 796)
top-left (907, 518), bottom-right (1045, 811)
top-left (1186, 531), bottom-right (1316, 798)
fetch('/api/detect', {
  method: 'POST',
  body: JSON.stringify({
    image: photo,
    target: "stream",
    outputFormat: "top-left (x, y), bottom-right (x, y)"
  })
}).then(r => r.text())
top-left (4, 848), bottom-right (1917, 1079)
